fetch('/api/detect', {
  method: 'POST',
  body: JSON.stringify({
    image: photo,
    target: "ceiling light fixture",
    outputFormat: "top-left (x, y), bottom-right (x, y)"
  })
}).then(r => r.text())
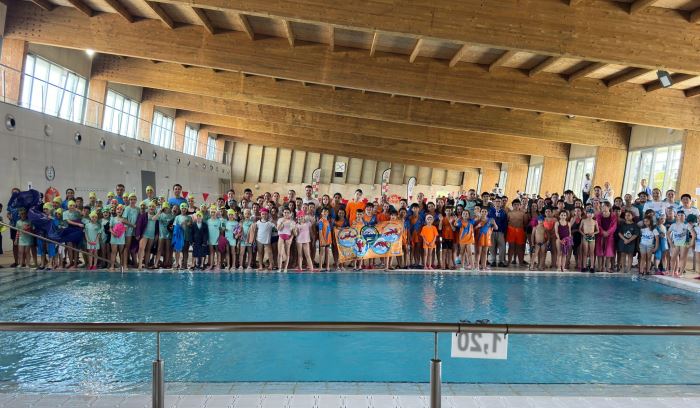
top-left (85, 49), bottom-right (95, 57)
top-left (657, 70), bottom-right (672, 88)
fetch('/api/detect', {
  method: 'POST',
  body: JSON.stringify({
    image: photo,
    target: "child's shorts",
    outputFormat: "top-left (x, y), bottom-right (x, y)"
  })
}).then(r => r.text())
top-left (441, 239), bottom-right (453, 250)
top-left (37, 242), bottom-right (57, 258)
top-left (639, 244), bottom-right (654, 254)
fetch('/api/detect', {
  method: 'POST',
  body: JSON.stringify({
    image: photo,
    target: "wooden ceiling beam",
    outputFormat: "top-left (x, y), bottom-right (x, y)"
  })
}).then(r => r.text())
top-left (409, 38), bottom-right (423, 63)
top-left (449, 44), bottom-right (470, 68)
top-left (605, 68), bottom-right (654, 88)
top-left (144, 1), bottom-right (175, 29)
top-left (200, 124), bottom-right (502, 171)
top-left (92, 56), bottom-right (628, 148)
top-left (328, 26), bottom-right (334, 51)
top-left (103, 0), bottom-right (134, 23)
top-left (488, 50), bottom-right (518, 72)
top-left (685, 87), bottom-right (700, 98)
top-left (281, 19), bottom-right (295, 47)
top-left (644, 73), bottom-right (695, 92)
top-left (142, 0), bottom-right (700, 75)
top-left (529, 56), bottom-right (561, 77)
top-left (568, 0), bottom-right (584, 5)
top-left (192, 7), bottom-right (215, 34)
top-left (177, 111), bottom-right (525, 165)
top-left (236, 13), bottom-right (255, 40)
top-left (29, 0), bottom-right (54, 11)
top-left (568, 62), bottom-right (608, 83)
top-left (690, 8), bottom-right (700, 24)
top-left (65, 0), bottom-right (93, 17)
top-left (369, 32), bottom-right (379, 57)
top-left (629, 0), bottom-right (659, 14)
top-left (142, 88), bottom-right (567, 157)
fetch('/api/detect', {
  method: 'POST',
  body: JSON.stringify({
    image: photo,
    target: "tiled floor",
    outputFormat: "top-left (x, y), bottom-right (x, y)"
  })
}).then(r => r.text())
top-left (2, 384), bottom-right (700, 407)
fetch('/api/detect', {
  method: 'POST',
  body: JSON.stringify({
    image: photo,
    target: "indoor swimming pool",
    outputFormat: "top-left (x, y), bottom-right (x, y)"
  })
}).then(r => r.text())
top-left (0, 271), bottom-right (698, 393)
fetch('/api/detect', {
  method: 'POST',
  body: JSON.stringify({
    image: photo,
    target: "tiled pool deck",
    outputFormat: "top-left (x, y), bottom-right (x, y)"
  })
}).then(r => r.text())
top-left (1, 383), bottom-right (700, 407)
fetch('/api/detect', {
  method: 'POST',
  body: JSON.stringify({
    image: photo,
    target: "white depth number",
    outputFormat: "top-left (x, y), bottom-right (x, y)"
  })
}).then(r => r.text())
top-left (450, 332), bottom-right (508, 360)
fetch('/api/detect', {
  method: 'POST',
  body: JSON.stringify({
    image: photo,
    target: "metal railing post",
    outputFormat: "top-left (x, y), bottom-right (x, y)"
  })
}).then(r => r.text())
top-left (430, 332), bottom-right (441, 408)
top-left (152, 331), bottom-right (164, 408)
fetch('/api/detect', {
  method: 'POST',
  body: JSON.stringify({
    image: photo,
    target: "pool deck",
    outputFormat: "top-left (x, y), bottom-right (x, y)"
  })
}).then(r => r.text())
top-left (1, 383), bottom-right (700, 407)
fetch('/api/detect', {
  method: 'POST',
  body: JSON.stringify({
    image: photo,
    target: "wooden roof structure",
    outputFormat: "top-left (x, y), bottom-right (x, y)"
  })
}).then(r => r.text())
top-left (5, 0), bottom-right (700, 172)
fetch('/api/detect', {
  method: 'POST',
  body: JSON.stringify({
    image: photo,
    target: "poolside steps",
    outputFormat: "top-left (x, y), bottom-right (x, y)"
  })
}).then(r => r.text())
top-left (0, 272), bottom-right (73, 300)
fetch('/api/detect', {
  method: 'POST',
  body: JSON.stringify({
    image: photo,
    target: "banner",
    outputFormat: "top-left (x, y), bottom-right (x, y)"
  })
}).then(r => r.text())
top-left (334, 221), bottom-right (404, 262)
top-left (407, 177), bottom-right (417, 201)
top-left (312, 168), bottom-right (321, 198)
top-left (381, 169), bottom-right (391, 199)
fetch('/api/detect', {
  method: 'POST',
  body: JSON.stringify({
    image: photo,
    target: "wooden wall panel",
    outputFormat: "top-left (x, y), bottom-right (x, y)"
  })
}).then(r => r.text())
top-left (480, 169), bottom-right (500, 194)
top-left (431, 169), bottom-right (447, 186)
top-left (320, 154), bottom-right (335, 184)
top-left (593, 147), bottom-right (628, 196)
top-left (417, 166), bottom-right (433, 186)
top-left (275, 148), bottom-right (292, 183)
top-left (361, 159), bottom-right (377, 185)
top-left (446, 170), bottom-right (462, 187)
top-left (172, 116), bottom-right (186, 153)
top-left (678, 131), bottom-right (700, 197)
top-left (231, 142), bottom-right (248, 183)
top-left (85, 78), bottom-right (107, 128)
top-left (260, 146), bottom-right (278, 183)
top-left (505, 164), bottom-right (528, 199)
top-left (539, 157), bottom-right (567, 196)
top-left (0, 38), bottom-right (26, 104)
top-left (245, 145), bottom-right (264, 183)
top-left (288, 150), bottom-right (306, 184)
top-left (463, 170), bottom-right (480, 192)
top-left (346, 158), bottom-right (363, 185)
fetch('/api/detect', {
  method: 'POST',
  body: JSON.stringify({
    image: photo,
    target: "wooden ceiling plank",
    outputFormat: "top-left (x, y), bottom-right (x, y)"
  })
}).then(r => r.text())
top-left (567, 62), bottom-right (608, 83)
top-left (370, 32), bottom-right (379, 57)
top-left (605, 68), bottom-right (654, 88)
top-left (644, 73), bottom-right (695, 92)
top-left (488, 50), bottom-right (518, 72)
top-left (629, 0), bottom-right (659, 14)
top-left (690, 8), bottom-right (700, 23)
top-left (192, 7), bottom-right (215, 34)
top-left (409, 38), bottom-right (423, 63)
top-left (103, 0), bottom-right (134, 23)
top-left (144, 1), bottom-right (175, 29)
top-left (282, 19), bottom-right (295, 47)
top-left (29, 0), bottom-right (54, 11)
top-left (143, 88), bottom-right (567, 157)
top-left (65, 0), bottom-right (94, 17)
top-left (10, 7), bottom-right (695, 130)
top-left (328, 26), bottom-right (334, 51)
top-left (92, 56), bottom-right (628, 148)
top-left (529, 56), bottom-right (561, 77)
top-left (685, 87), bottom-right (700, 98)
top-left (142, 0), bottom-right (700, 75)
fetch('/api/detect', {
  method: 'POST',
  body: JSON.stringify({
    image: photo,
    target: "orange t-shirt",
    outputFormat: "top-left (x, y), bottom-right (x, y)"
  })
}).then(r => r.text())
top-left (420, 225), bottom-right (439, 249)
top-left (376, 211), bottom-right (390, 223)
top-left (346, 201), bottom-right (366, 225)
top-left (441, 216), bottom-right (455, 240)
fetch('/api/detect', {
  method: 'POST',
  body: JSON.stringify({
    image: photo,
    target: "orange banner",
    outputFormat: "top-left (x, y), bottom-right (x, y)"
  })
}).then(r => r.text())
top-left (334, 221), bottom-right (404, 262)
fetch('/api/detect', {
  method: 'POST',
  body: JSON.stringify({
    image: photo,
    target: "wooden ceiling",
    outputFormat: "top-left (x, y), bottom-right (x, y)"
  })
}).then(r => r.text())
top-left (6, 0), bottom-right (700, 169)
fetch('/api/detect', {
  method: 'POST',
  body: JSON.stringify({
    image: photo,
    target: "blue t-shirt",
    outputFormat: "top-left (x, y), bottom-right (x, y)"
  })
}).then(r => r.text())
top-left (168, 197), bottom-right (187, 208)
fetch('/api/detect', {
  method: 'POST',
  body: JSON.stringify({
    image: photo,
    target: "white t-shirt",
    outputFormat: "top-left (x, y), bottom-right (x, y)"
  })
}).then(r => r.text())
top-left (677, 205), bottom-right (700, 218)
top-left (639, 227), bottom-right (658, 247)
top-left (302, 197), bottom-right (320, 207)
top-left (643, 200), bottom-right (667, 218)
top-left (582, 179), bottom-right (591, 194)
top-left (695, 225), bottom-right (700, 252)
top-left (668, 222), bottom-right (690, 246)
top-left (255, 220), bottom-right (275, 244)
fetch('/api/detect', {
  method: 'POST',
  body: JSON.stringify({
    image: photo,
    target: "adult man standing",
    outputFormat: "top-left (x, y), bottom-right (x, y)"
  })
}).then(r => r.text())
top-left (62, 188), bottom-right (76, 209)
top-left (115, 184), bottom-right (126, 205)
top-left (168, 184), bottom-right (187, 208)
top-left (643, 188), bottom-right (666, 218)
top-left (242, 188), bottom-right (254, 208)
top-left (225, 189), bottom-right (238, 210)
top-left (346, 189), bottom-right (366, 225)
top-left (622, 194), bottom-right (640, 221)
top-left (581, 173), bottom-right (592, 204)
top-left (302, 185), bottom-right (320, 207)
top-left (586, 186), bottom-right (603, 205)
top-left (488, 197), bottom-right (508, 267)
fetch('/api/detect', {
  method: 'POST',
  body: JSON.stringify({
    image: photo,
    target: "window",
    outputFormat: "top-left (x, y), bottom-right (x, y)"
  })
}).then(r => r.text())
top-left (150, 111), bottom-right (174, 148)
top-left (622, 145), bottom-right (682, 196)
top-left (21, 54), bottom-right (87, 123)
top-left (565, 157), bottom-right (595, 194)
top-left (102, 89), bottom-right (139, 138)
top-left (183, 125), bottom-right (198, 156)
top-left (525, 164), bottom-right (543, 195)
top-left (206, 135), bottom-right (217, 161)
top-left (497, 170), bottom-right (508, 195)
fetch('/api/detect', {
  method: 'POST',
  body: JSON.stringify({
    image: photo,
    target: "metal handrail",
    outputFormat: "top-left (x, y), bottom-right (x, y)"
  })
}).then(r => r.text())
top-left (0, 220), bottom-right (123, 272)
top-left (0, 321), bottom-right (699, 335)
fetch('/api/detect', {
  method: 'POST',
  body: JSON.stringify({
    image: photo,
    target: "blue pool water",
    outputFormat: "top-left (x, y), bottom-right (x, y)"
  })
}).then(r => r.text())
top-left (0, 271), bottom-right (699, 392)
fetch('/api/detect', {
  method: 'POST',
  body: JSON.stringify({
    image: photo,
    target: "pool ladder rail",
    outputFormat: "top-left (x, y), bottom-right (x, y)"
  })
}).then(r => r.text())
top-left (0, 322), bottom-right (699, 408)
top-left (0, 220), bottom-right (124, 273)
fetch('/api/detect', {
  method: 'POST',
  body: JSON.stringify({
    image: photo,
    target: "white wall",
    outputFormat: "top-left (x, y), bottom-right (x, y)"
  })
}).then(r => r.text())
top-left (630, 126), bottom-right (684, 150)
top-left (0, 102), bottom-right (229, 246)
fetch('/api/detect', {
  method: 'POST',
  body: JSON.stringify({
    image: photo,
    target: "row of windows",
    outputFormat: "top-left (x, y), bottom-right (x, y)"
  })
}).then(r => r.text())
top-left (525, 144), bottom-right (682, 197)
top-left (20, 54), bottom-right (218, 160)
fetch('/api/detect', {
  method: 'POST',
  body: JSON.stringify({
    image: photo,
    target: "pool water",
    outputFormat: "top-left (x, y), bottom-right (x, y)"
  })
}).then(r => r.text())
top-left (0, 271), bottom-right (699, 392)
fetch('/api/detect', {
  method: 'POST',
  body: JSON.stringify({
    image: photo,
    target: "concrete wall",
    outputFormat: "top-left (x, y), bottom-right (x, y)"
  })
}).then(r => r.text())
top-left (569, 144), bottom-right (597, 159)
top-left (630, 126), bottom-right (684, 150)
top-left (27, 44), bottom-right (92, 79)
top-left (0, 102), bottom-right (227, 207)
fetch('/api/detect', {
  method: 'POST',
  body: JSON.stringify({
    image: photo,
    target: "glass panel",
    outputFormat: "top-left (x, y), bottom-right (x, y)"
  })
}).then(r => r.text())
top-left (651, 148), bottom-right (668, 190)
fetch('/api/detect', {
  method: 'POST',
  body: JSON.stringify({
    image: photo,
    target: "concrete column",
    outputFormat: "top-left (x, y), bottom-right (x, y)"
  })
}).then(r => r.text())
top-left (85, 78), bottom-right (107, 128)
top-left (539, 157), bottom-right (567, 197)
top-left (593, 147), bottom-right (628, 195)
top-left (0, 38), bottom-right (27, 104)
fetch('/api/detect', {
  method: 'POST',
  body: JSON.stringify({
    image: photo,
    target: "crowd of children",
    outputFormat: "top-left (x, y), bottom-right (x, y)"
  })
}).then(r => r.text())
top-left (2, 183), bottom-right (699, 277)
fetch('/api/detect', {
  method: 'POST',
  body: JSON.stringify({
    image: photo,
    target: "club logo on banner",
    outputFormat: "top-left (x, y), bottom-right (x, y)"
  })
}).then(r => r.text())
top-left (312, 168), bottom-right (321, 198)
top-left (381, 169), bottom-right (391, 199)
top-left (407, 177), bottom-right (417, 201)
top-left (334, 221), bottom-right (404, 262)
